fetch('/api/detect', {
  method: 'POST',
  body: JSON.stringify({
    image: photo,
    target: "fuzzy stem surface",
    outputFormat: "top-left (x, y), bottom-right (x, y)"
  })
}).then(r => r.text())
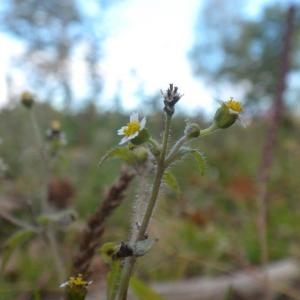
top-left (117, 113), bottom-right (172, 300)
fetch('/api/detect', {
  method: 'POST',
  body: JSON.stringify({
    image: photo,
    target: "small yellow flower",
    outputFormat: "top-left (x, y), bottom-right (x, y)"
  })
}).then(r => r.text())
top-left (213, 97), bottom-right (244, 129)
top-left (117, 112), bottom-right (146, 145)
top-left (225, 97), bottom-right (243, 114)
top-left (60, 274), bottom-right (92, 288)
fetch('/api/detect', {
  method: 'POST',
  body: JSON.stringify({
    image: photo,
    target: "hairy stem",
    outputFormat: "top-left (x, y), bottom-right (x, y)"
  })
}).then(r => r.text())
top-left (165, 123), bottom-right (218, 167)
top-left (199, 123), bottom-right (218, 137)
top-left (165, 135), bottom-right (187, 167)
top-left (117, 113), bottom-right (172, 300)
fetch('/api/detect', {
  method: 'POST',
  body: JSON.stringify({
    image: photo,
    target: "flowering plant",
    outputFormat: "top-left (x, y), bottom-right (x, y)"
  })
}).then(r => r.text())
top-left (95, 84), bottom-right (243, 300)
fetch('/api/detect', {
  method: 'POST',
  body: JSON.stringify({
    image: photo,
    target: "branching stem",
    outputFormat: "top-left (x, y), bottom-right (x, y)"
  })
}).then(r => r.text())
top-left (117, 114), bottom-right (172, 300)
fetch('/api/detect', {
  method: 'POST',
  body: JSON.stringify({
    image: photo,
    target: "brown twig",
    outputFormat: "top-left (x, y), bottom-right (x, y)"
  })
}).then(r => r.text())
top-left (256, 6), bottom-right (295, 300)
top-left (71, 168), bottom-right (135, 277)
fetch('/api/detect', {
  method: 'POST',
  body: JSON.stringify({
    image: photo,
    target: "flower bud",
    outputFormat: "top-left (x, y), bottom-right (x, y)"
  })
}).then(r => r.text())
top-left (133, 146), bottom-right (148, 164)
top-left (213, 104), bottom-right (238, 129)
top-left (20, 91), bottom-right (34, 109)
top-left (46, 120), bottom-right (64, 141)
top-left (213, 98), bottom-right (243, 129)
top-left (184, 122), bottom-right (200, 138)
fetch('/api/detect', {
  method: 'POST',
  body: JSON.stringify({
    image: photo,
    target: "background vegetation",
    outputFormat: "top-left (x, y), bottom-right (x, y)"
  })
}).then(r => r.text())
top-left (0, 0), bottom-right (300, 299)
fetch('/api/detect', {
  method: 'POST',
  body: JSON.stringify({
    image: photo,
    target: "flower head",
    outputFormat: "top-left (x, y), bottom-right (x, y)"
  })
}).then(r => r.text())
top-left (60, 274), bottom-right (92, 300)
top-left (60, 274), bottom-right (92, 289)
top-left (225, 97), bottom-right (243, 114)
top-left (46, 120), bottom-right (67, 145)
top-left (20, 91), bottom-right (35, 109)
top-left (213, 97), bottom-right (243, 129)
top-left (117, 112), bottom-right (146, 145)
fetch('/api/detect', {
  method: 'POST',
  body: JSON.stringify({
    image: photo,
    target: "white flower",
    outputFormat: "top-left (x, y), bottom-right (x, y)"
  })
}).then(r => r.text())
top-left (117, 112), bottom-right (146, 145)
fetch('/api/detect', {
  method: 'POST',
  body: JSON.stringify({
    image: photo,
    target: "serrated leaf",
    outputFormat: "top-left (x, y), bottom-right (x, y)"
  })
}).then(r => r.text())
top-left (163, 171), bottom-right (180, 194)
top-left (170, 146), bottom-right (191, 162)
top-left (130, 276), bottom-right (164, 300)
top-left (107, 260), bottom-right (121, 300)
top-left (167, 147), bottom-right (206, 175)
top-left (191, 150), bottom-right (206, 175)
top-left (98, 146), bottom-right (136, 167)
top-left (1, 229), bottom-right (36, 271)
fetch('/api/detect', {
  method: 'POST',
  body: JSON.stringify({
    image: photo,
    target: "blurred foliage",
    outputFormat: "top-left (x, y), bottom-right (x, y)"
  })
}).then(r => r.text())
top-left (0, 3), bottom-right (300, 298)
top-left (0, 0), bottom-right (120, 108)
top-left (1, 99), bottom-right (300, 298)
top-left (190, 1), bottom-right (300, 109)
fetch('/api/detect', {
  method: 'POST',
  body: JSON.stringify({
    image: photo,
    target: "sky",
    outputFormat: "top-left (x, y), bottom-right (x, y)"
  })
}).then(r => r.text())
top-left (0, 0), bottom-right (279, 115)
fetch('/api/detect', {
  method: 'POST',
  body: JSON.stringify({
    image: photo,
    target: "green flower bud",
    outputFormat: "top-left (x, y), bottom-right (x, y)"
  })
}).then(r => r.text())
top-left (133, 146), bottom-right (148, 163)
top-left (184, 122), bottom-right (200, 138)
top-left (213, 98), bottom-right (243, 129)
top-left (214, 104), bottom-right (238, 129)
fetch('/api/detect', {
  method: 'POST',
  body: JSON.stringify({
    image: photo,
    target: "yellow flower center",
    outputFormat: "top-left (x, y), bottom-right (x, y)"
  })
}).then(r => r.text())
top-left (225, 98), bottom-right (243, 113)
top-left (124, 121), bottom-right (140, 137)
top-left (68, 274), bottom-right (88, 287)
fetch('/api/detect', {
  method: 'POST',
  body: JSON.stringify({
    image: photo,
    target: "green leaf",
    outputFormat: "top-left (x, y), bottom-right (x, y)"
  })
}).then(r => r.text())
top-left (1, 229), bottom-right (36, 271)
top-left (167, 147), bottom-right (206, 175)
top-left (130, 276), bottom-right (164, 300)
top-left (191, 150), bottom-right (206, 175)
top-left (163, 171), bottom-right (180, 194)
top-left (106, 260), bottom-right (121, 300)
top-left (171, 146), bottom-right (191, 162)
top-left (98, 146), bottom-right (136, 167)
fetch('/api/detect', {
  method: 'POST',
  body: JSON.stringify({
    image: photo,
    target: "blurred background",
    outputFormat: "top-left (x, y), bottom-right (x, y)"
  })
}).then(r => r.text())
top-left (0, 0), bottom-right (300, 299)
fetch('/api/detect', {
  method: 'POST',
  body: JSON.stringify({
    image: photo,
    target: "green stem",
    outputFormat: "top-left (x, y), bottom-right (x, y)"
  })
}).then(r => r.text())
top-left (199, 123), bottom-right (218, 137)
top-left (0, 210), bottom-right (39, 232)
top-left (165, 123), bottom-right (218, 167)
top-left (117, 114), bottom-right (172, 300)
top-left (29, 109), bottom-right (49, 213)
top-left (29, 108), bottom-right (66, 282)
top-left (45, 229), bottom-right (66, 282)
top-left (164, 135), bottom-right (187, 167)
